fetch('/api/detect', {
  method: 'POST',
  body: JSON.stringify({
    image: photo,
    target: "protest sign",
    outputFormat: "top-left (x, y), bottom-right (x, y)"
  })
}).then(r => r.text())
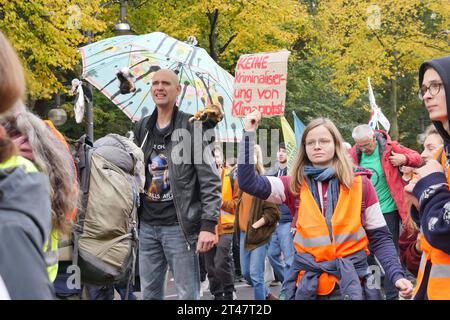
top-left (232, 50), bottom-right (290, 117)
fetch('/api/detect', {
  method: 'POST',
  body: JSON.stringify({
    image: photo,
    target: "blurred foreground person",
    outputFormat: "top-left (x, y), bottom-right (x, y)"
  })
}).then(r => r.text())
top-left (0, 30), bottom-right (53, 299)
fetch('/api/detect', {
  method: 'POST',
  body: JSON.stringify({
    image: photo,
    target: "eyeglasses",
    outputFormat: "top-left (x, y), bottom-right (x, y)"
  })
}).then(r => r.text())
top-left (418, 82), bottom-right (443, 100)
top-left (305, 139), bottom-right (333, 148)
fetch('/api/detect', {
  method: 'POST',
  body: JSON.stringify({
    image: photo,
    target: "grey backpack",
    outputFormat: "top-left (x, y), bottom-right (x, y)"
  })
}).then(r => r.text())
top-left (74, 134), bottom-right (144, 287)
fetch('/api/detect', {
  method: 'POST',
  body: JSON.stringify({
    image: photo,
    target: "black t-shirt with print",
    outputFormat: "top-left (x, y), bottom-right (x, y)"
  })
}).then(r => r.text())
top-left (140, 123), bottom-right (178, 225)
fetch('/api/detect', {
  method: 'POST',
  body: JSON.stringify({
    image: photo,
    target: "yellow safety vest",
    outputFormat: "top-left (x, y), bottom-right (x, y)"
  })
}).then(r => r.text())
top-left (0, 155), bottom-right (38, 173)
top-left (43, 230), bottom-right (59, 282)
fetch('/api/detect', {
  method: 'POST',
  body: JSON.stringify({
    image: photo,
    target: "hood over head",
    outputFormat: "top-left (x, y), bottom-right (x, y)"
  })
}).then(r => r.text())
top-left (418, 56), bottom-right (450, 144)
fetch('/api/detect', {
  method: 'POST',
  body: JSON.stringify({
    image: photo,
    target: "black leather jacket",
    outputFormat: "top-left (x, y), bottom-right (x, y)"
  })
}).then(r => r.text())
top-left (133, 106), bottom-right (221, 247)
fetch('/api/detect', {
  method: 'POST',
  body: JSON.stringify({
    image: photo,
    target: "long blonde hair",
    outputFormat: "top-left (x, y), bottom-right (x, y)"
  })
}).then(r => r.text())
top-left (289, 118), bottom-right (354, 195)
top-left (1, 102), bottom-right (78, 234)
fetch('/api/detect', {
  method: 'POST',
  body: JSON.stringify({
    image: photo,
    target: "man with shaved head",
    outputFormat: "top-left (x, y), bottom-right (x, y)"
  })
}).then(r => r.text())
top-left (133, 69), bottom-right (221, 300)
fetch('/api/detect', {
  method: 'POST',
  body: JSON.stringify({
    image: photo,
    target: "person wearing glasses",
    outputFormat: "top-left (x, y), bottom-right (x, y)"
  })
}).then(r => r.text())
top-left (348, 124), bottom-right (422, 299)
top-left (237, 113), bottom-right (413, 300)
top-left (404, 56), bottom-right (450, 300)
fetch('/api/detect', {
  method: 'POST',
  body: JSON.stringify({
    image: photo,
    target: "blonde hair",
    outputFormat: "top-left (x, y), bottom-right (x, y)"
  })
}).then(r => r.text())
top-left (289, 118), bottom-right (354, 195)
top-left (404, 124), bottom-right (441, 236)
top-left (254, 144), bottom-right (265, 175)
top-left (424, 124), bottom-right (442, 143)
top-left (0, 31), bottom-right (25, 114)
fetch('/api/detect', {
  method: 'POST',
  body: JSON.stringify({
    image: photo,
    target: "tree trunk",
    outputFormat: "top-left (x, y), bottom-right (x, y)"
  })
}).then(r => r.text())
top-left (207, 10), bottom-right (219, 61)
top-left (390, 77), bottom-right (399, 140)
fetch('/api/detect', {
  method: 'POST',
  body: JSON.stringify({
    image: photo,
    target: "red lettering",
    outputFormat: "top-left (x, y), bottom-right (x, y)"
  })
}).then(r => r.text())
top-left (236, 55), bottom-right (271, 70)
top-left (244, 57), bottom-right (253, 69)
top-left (257, 89), bottom-right (280, 100)
top-left (232, 100), bottom-right (243, 116)
top-left (261, 55), bottom-right (269, 68)
top-left (236, 57), bottom-right (248, 70)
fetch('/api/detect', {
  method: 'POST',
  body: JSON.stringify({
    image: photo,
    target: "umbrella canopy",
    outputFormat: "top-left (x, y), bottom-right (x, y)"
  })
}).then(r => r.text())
top-left (79, 32), bottom-right (243, 142)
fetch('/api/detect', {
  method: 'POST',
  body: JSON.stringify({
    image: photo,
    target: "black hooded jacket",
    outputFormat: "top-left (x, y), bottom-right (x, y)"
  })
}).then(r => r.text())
top-left (419, 56), bottom-right (450, 146)
top-left (411, 56), bottom-right (450, 299)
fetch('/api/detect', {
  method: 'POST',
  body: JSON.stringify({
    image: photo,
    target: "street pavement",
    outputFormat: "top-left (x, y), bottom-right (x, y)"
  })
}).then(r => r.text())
top-left (129, 275), bottom-right (282, 300)
top-left (167, 277), bottom-right (282, 300)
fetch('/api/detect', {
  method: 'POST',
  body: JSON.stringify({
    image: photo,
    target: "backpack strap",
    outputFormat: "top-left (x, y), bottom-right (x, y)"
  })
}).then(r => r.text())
top-left (73, 136), bottom-right (94, 267)
top-left (139, 130), bottom-right (148, 149)
top-left (227, 167), bottom-right (236, 193)
top-left (135, 115), bottom-right (152, 150)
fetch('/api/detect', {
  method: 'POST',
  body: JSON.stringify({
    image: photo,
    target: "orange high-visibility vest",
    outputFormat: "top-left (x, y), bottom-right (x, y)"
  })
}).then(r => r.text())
top-left (414, 232), bottom-right (450, 299)
top-left (293, 175), bottom-right (369, 296)
top-left (220, 168), bottom-right (235, 226)
top-left (44, 120), bottom-right (70, 149)
top-left (413, 147), bottom-right (450, 299)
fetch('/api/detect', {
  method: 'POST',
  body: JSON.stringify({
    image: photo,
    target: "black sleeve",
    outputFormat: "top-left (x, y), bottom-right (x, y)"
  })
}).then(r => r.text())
top-left (413, 173), bottom-right (450, 254)
top-left (0, 225), bottom-right (55, 300)
top-left (133, 118), bottom-right (144, 146)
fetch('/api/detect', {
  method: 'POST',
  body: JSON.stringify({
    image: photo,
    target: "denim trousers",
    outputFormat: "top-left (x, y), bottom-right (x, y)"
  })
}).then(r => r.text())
top-left (85, 283), bottom-right (137, 300)
top-left (139, 221), bottom-right (200, 300)
top-left (267, 222), bottom-right (295, 293)
top-left (240, 231), bottom-right (269, 300)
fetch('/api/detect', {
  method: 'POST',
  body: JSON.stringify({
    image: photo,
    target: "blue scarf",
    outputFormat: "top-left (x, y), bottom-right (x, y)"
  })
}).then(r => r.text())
top-left (304, 166), bottom-right (340, 237)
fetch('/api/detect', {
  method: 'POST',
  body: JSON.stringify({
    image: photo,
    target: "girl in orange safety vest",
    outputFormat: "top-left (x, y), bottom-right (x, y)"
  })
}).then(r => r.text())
top-left (237, 113), bottom-right (413, 300)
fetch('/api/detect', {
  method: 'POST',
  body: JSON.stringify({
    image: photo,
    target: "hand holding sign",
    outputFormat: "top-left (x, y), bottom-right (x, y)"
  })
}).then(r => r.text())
top-left (244, 110), bottom-right (262, 132)
top-left (233, 50), bottom-right (290, 118)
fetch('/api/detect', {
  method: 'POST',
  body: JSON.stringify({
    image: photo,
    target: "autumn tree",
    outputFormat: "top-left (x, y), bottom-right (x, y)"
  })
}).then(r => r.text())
top-left (0, 0), bottom-right (107, 100)
top-left (125, 0), bottom-right (306, 70)
top-left (306, 0), bottom-right (450, 140)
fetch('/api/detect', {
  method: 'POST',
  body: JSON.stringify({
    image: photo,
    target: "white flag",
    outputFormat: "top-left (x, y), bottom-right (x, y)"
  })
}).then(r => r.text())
top-left (368, 78), bottom-right (390, 132)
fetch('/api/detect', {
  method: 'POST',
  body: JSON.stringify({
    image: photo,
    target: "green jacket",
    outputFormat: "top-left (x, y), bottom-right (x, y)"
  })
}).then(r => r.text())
top-left (235, 191), bottom-right (280, 251)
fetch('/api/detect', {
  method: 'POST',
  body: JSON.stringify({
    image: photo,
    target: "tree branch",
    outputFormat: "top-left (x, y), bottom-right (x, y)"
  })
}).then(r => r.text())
top-left (219, 33), bottom-right (238, 54)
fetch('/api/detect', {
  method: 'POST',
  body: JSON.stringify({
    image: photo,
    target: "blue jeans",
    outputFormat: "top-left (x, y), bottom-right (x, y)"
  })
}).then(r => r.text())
top-left (139, 222), bottom-right (200, 300)
top-left (240, 231), bottom-right (269, 300)
top-left (85, 283), bottom-right (137, 300)
top-left (268, 222), bottom-right (295, 294)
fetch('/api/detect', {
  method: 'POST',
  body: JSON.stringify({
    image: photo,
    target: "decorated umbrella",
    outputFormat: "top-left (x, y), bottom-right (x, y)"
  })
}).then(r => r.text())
top-left (78, 32), bottom-right (243, 142)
